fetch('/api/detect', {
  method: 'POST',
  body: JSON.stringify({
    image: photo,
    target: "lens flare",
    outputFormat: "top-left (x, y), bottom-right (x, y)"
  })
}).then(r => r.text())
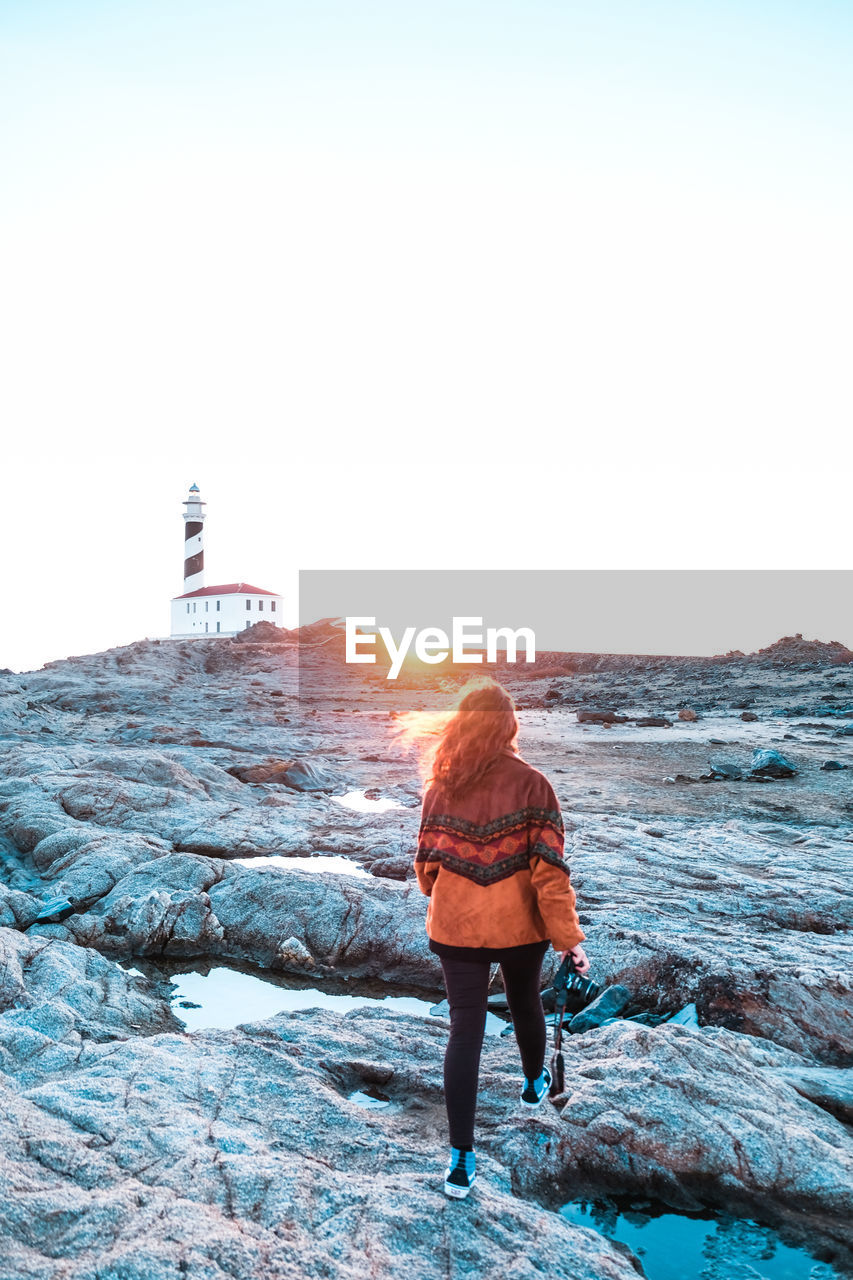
top-left (389, 707), bottom-right (453, 780)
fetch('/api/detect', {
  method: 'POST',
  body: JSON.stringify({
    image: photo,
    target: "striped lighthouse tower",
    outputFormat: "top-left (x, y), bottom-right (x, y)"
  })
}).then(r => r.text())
top-left (182, 483), bottom-right (206, 593)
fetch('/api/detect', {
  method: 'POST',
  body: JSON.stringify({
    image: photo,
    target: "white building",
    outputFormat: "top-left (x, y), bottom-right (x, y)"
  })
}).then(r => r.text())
top-left (170, 484), bottom-right (284, 637)
top-left (171, 581), bottom-right (284, 637)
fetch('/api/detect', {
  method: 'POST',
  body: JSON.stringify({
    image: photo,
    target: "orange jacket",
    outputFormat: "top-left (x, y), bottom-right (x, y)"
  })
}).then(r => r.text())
top-left (414, 749), bottom-right (586, 952)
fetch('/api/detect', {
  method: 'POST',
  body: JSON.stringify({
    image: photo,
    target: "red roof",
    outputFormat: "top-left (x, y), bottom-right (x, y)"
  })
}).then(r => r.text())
top-left (173, 582), bottom-right (280, 600)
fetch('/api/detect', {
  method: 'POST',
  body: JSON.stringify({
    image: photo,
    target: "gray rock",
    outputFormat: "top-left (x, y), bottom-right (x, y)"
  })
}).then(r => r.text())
top-left (507, 1021), bottom-right (853, 1237)
top-left (0, 883), bottom-right (41, 929)
top-left (0, 927), bottom-right (180, 1084)
top-left (749, 749), bottom-right (798, 779)
top-left (708, 757), bottom-right (744, 780)
top-left (228, 756), bottom-right (342, 792)
top-left (276, 935), bottom-right (316, 967)
top-left (577, 709), bottom-right (631, 724)
top-left (0, 1006), bottom-right (644, 1280)
top-left (280, 759), bottom-right (341, 792)
top-left (4, 949), bottom-right (853, 1277)
top-left (772, 1066), bottom-right (853, 1125)
top-left (569, 985), bottom-right (631, 1033)
top-left (30, 895), bottom-right (75, 924)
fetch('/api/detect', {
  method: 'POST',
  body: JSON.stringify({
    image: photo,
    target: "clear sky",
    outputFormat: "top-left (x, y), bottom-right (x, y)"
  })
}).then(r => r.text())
top-left (1, 2), bottom-right (851, 672)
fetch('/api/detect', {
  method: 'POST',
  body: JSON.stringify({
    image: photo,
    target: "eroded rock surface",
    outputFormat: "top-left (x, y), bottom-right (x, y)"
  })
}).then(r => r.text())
top-left (2, 928), bottom-right (852, 1278)
top-left (0, 630), bottom-right (851, 1275)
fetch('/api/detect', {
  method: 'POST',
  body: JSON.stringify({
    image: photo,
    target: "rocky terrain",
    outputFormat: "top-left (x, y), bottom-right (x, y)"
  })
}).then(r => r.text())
top-left (0, 625), bottom-right (851, 1278)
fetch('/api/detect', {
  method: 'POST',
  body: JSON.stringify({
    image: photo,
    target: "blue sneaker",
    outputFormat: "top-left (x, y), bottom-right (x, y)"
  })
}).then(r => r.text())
top-left (520, 1067), bottom-right (551, 1108)
top-left (443, 1147), bottom-right (476, 1199)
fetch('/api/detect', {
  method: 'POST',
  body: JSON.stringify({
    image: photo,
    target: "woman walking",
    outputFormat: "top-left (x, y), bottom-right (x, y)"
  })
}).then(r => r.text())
top-left (414, 677), bottom-right (588, 1199)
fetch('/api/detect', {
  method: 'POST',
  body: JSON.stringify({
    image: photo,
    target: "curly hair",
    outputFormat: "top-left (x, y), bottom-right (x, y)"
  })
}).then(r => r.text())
top-left (427, 677), bottom-right (519, 799)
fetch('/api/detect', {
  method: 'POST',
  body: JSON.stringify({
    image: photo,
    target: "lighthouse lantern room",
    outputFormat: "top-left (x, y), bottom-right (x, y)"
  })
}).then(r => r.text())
top-left (170, 483), bottom-right (284, 637)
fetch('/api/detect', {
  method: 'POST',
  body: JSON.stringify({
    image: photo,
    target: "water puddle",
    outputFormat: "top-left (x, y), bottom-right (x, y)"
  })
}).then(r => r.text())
top-left (560, 1198), bottom-right (840, 1279)
top-left (430, 997), bottom-right (507, 1038)
top-left (231, 854), bottom-right (370, 877)
top-left (158, 962), bottom-right (515, 1037)
top-left (331, 789), bottom-right (406, 814)
top-left (349, 1088), bottom-right (392, 1110)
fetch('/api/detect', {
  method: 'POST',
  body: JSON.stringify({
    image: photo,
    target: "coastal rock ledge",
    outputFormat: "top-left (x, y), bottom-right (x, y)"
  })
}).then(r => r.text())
top-left (2, 926), bottom-right (853, 1279)
top-left (0, 633), bottom-right (851, 1276)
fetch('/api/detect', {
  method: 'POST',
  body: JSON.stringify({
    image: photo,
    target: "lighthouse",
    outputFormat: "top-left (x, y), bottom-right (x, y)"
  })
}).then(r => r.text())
top-left (182, 483), bottom-right (206, 593)
top-left (170, 483), bottom-right (284, 637)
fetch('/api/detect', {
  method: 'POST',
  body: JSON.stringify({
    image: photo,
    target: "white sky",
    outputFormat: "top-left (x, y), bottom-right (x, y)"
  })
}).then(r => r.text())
top-left (1, 2), bottom-right (851, 673)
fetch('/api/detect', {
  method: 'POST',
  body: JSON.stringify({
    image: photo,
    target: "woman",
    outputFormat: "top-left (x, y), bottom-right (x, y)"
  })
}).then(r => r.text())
top-left (414, 677), bottom-right (589, 1200)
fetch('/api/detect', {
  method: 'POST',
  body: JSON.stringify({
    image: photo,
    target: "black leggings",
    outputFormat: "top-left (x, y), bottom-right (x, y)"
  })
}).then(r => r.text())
top-left (438, 940), bottom-right (549, 1148)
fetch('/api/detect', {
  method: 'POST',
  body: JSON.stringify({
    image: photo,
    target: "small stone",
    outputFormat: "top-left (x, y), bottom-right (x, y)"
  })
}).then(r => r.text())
top-left (31, 897), bottom-right (75, 925)
top-left (276, 936), bottom-right (315, 968)
top-left (569, 985), bottom-right (631, 1034)
top-left (741, 711), bottom-right (759, 722)
top-left (577, 709), bottom-right (630, 724)
top-left (678, 708), bottom-right (698, 721)
top-left (821, 760), bottom-right (847, 771)
top-left (707, 758), bottom-right (743, 780)
top-left (749, 749), bottom-right (797, 779)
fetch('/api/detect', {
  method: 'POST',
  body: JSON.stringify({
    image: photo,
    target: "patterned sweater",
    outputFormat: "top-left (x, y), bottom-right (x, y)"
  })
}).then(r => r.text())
top-left (414, 749), bottom-right (586, 952)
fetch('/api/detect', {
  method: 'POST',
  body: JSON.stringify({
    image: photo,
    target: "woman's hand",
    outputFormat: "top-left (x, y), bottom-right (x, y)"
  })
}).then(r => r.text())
top-left (559, 944), bottom-right (590, 975)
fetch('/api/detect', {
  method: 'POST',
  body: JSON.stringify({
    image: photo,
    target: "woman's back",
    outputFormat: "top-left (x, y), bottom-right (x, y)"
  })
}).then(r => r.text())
top-left (415, 748), bottom-right (585, 952)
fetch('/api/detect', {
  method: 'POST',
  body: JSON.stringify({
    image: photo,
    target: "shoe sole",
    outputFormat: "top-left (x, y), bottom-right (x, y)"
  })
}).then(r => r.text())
top-left (444, 1179), bottom-right (475, 1199)
top-left (520, 1070), bottom-right (552, 1109)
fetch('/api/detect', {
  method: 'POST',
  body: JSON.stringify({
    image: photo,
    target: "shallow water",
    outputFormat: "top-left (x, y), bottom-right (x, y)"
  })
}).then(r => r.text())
top-left (560, 1199), bottom-right (840, 1280)
top-left (230, 853), bottom-right (370, 877)
top-left (331, 789), bottom-right (406, 813)
top-left (349, 1088), bottom-right (392, 1110)
top-left (525, 708), bottom-right (805, 748)
top-left (165, 964), bottom-right (508, 1036)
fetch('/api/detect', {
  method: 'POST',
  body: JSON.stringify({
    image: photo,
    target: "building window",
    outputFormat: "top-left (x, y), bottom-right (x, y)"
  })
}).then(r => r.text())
top-left (259, 600), bottom-right (264, 611)
top-left (216, 600), bottom-right (220, 611)
top-left (271, 601), bottom-right (276, 612)
top-left (216, 621), bottom-right (220, 632)
top-left (245, 620), bottom-right (251, 629)
top-left (205, 601), bottom-right (209, 611)
top-left (193, 603), bottom-right (197, 613)
top-left (186, 603), bottom-right (190, 613)
top-left (246, 599), bottom-right (251, 611)
top-left (205, 622), bottom-right (209, 632)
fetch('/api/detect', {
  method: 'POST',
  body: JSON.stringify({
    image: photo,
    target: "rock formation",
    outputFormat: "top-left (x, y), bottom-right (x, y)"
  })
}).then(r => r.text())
top-left (0, 629), bottom-right (851, 1276)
